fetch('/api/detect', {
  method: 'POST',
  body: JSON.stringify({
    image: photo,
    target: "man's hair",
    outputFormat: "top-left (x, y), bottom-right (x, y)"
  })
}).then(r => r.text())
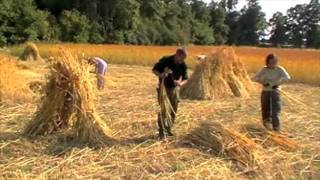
top-left (266, 53), bottom-right (278, 65)
top-left (176, 47), bottom-right (187, 56)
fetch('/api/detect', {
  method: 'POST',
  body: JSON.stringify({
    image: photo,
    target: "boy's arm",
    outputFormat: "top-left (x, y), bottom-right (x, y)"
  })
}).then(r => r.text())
top-left (252, 68), bottom-right (265, 84)
top-left (280, 67), bottom-right (291, 82)
top-left (270, 67), bottom-right (291, 89)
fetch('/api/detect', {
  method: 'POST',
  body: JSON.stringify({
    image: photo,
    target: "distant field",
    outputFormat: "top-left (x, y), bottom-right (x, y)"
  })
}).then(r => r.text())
top-left (6, 43), bottom-right (320, 85)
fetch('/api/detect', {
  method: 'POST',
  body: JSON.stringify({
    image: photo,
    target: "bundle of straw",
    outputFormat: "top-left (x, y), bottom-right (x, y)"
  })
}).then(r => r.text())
top-left (158, 68), bottom-right (175, 130)
top-left (184, 121), bottom-right (259, 168)
top-left (241, 124), bottom-right (299, 151)
top-left (20, 42), bottom-right (42, 61)
top-left (23, 49), bottom-right (111, 146)
top-left (181, 47), bottom-right (254, 100)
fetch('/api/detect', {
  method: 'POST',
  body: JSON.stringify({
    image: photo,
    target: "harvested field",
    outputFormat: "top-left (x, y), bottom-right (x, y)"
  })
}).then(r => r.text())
top-left (1, 57), bottom-right (319, 179)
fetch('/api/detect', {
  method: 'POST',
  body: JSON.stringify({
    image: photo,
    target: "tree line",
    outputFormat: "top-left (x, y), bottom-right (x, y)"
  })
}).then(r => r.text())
top-left (0, 0), bottom-right (319, 48)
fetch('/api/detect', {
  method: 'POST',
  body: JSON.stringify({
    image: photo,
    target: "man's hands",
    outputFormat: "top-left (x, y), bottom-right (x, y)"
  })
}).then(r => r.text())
top-left (154, 68), bottom-right (187, 87)
top-left (153, 70), bottom-right (168, 78)
top-left (263, 83), bottom-right (270, 87)
top-left (154, 68), bottom-right (173, 79)
top-left (263, 82), bottom-right (279, 89)
top-left (159, 72), bottom-right (169, 79)
top-left (174, 79), bottom-right (183, 87)
top-left (174, 77), bottom-right (187, 87)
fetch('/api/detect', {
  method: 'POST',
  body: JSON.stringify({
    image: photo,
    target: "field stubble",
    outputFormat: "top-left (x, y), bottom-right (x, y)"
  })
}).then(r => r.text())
top-left (0, 56), bottom-right (320, 179)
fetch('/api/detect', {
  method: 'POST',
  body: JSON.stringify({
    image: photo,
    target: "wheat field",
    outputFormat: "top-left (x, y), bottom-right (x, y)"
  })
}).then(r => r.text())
top-left (8, 43), bottom-right (320, 85)
top-left (0, 45), bottom-right (320, 179)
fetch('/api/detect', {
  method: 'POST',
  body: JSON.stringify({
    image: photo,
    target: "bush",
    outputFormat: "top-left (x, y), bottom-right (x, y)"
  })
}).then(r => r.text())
top-left (59, 10), bottom-right (90, 43)
top-left (0, 0), bottom-right (49, 46)
top-left (89, 22), bottom-right (105, 44)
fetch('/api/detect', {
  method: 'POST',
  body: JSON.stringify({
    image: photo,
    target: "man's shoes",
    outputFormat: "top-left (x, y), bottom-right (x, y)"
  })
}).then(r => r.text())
top-left (273, 126), bottom-right (281, 132)
top-left (167, 131), bottom-right (174, 137)
top-left (158, 133), bottom-right (166, 140)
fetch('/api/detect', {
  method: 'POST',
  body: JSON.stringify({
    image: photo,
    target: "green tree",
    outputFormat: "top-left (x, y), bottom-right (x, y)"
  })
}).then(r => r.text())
top-left (286, 5), bottom-right (308, 47)
top-left (220, 0), bottom-right (239, 11)
top-left (286, 2), bottom-right (319, 47)
top-left (0, 0), bottom-right (49, 45)
top-left (306, 1), bottom-right (320, 48)
top-left (191, 21), bottom-right (215, 44)
top-left (306, 25), bottom-right (320, 48)
top-left (94, 0), bottom-right (140, 44)
top-left (226, 11), bottom-right (241, 45)
top-left (237, 0), bottom-right (267, 45)
top-left (190, 0), bottom-right (211, 23)
top-left (35, 0), bottom-right (73, 15)
top-left (89, 22), bottom-right (104, 44)
top-left (59, 10), bottom-right (90, 43)
top-left (209, 2), bottom-right (229, 44)
top-left (269, 12), bottom-right (288, 46)
top-left (45, 15), bottom-right (61, 42)
top-left (140, 0), bottom-right (165, 19)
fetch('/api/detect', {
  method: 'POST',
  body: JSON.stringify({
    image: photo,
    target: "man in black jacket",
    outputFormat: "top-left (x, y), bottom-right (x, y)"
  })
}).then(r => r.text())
top-left (152, 48), bottom-right (188, 139)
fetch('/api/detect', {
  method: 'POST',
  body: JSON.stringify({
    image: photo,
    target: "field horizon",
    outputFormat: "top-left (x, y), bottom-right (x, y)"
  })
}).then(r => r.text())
top-left (4, 43), bottom-right (320, 86)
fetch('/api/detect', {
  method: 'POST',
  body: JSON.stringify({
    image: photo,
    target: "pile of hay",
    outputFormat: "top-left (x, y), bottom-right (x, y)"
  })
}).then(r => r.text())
top-left (241, 124), bottom-right (299, 151)
top-left (23, 49), bottom-right (112, 146)
top-left (181, 47), bottom-right (254, 100)
top-left (183, 121), bottom-right (259, 168)
top-left (20, 43), bottom-right (42, 61)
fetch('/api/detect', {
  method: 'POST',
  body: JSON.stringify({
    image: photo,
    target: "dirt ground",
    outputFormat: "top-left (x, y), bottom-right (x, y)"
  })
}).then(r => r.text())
top-left (0, 63), bottom-right (319, 179)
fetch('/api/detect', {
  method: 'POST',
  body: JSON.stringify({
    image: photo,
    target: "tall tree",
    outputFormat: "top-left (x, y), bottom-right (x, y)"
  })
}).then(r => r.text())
top-left (286, 2), bottom-right (319, 47)
top-left (35, 0), bottom-right (73, 15)
top-left (209, 2), bottom-right (229, 44)
top-left (220, 0), bottom-right (239, 11)
top-left (286, 4), bottom-right (308, 47)
top-left (269, 12), bottom-right (288, 46)
top-left (306, 25), bottom-right (320, 48)
top-left (222, 0), bottom-right (240, 45)
top-left (59, 9), bottom-right (90, 43)
top-left (0, 0), bottom-right (49, 45)
top-left (226, 11), bottom-right (241, 45)
top-left (190, 0), bottom-right (210, 22)
top-left (237, 0), bottom-right (267, 45)
top-left (306, 1), bottom-right (320, 48)
top-left (189, 0), bottom-right (214, 44)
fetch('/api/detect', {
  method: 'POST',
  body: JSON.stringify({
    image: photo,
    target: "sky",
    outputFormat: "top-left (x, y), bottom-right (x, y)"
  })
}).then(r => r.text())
top-left (203, 0), bottom-right (311, 20)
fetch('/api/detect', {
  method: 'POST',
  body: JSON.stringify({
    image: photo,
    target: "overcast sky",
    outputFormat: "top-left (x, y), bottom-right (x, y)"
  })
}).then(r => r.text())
top-left (203, 0), bottom-right (311, 20)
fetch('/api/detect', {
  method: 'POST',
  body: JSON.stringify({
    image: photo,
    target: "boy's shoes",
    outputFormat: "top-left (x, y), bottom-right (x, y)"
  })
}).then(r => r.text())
top-left (263, 121), bottom-right (273, 131)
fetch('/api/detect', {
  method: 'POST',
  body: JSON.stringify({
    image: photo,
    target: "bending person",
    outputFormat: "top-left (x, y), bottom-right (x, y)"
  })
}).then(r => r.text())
top-left (88, 57), bottom-right (108, 90)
